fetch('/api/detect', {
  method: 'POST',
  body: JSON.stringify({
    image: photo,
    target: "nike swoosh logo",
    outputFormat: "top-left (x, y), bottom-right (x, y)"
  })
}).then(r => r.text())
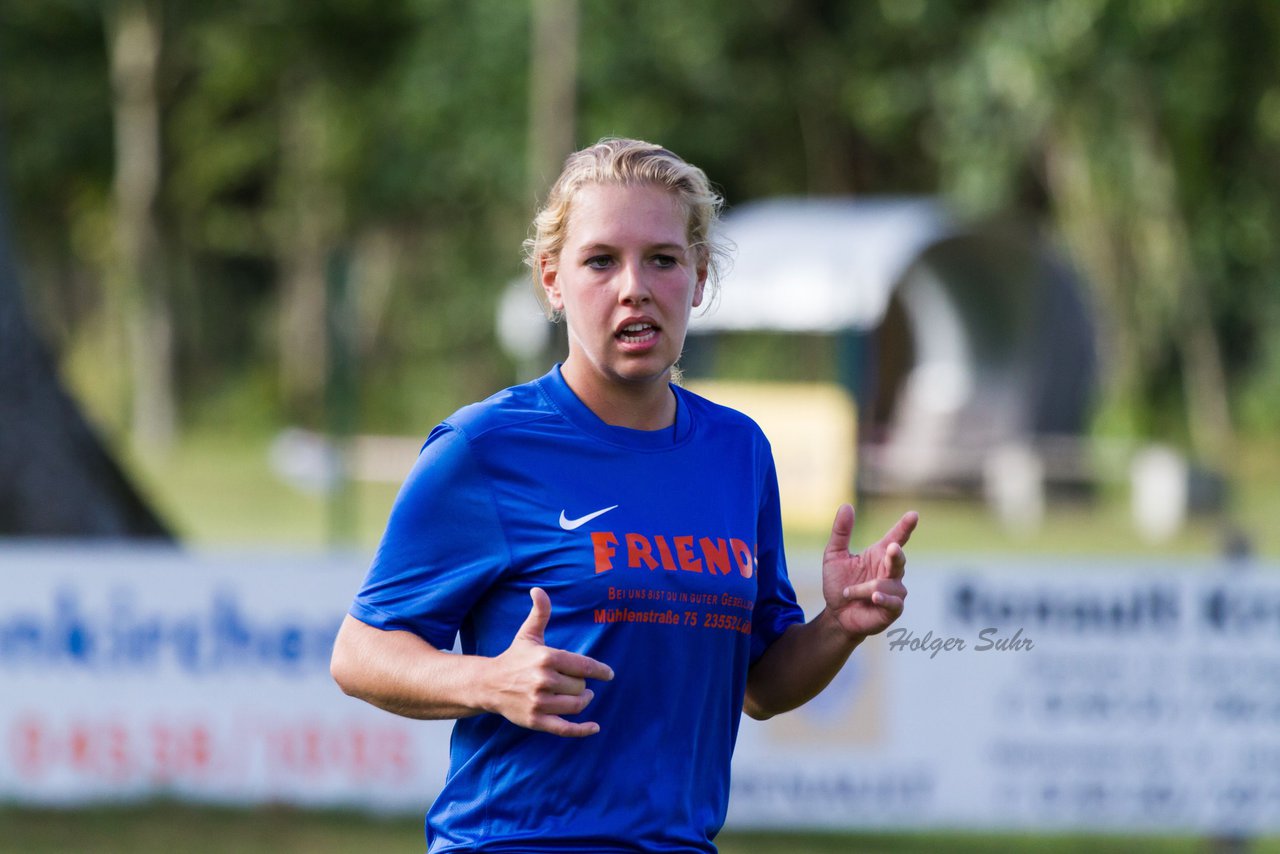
top-left (559, 505), bottom-right (619, 531)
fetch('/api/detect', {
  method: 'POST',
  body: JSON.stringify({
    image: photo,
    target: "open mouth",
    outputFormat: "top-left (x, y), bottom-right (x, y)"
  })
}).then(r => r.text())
top-left (616, 322), bottom-right (659, 344)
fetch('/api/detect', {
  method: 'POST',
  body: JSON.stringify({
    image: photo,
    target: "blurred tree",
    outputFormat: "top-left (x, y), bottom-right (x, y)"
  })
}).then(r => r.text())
top-left (0, 117), bottom-right (170, 538)
top-left (527, 0), bottom-right (579, 198)
top-left (929, 0), bottom-right (1280, 469)
top-left (2, 0), bottom-right (1277, 465)
top-left (159, 0), bottom-right (419, 423)
top-left (0, 1), bottom-right (121, 427)
top-left (158, 0), bottom-right (525, 428)
top-left (106, 0), bottom-right (175, 454)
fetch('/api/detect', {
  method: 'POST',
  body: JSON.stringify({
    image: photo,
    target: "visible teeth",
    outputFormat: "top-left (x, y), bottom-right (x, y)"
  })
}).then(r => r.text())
top-left (618, 322), bottom-right (656, 343)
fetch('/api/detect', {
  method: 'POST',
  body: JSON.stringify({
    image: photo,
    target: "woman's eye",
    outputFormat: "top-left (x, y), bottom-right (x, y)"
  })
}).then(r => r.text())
top-left (652, 254), bottom-right (677, 268)
top-left (585, 255), bottom-right (612, 269)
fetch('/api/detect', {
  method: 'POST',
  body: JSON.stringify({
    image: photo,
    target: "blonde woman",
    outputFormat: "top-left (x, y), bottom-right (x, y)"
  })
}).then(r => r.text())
top-left (331, 138), bottom-right (917, 853)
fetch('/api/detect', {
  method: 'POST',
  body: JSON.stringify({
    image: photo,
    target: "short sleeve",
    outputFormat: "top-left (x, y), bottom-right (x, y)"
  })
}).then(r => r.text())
top-left (748, 442), bottom-right (805, 664)
top-left (349, 423), bottom-right (511, 649)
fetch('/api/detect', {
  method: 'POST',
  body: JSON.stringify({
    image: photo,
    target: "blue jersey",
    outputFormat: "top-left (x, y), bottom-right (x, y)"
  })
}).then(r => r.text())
top-left (351, 365), bottom-right (804, 852)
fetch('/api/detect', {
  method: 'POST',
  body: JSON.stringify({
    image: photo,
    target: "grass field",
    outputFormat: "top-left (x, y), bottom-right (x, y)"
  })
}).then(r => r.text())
top-left (4, 803), bottom-right (1276, 853)
top-left (125, 429), bottom-right (1280, 559)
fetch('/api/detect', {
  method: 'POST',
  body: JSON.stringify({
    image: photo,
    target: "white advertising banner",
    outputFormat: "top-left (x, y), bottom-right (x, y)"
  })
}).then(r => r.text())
top-left (0, 545), bottom-right (453, 811)
top-left (2, 545), bottom-right (1278, 834)
top-left (731, 555), bottom-right (1280, 835)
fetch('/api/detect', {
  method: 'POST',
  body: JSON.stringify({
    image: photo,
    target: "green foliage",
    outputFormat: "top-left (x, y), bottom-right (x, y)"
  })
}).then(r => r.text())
top-left (1238, 303), bottom-right (1280, 437)
top-left (1, 0), bottom-right (1278, 450)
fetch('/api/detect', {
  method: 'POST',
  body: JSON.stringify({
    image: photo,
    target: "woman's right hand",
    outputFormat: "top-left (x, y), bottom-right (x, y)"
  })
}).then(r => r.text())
top-left (486, 587), bottom-right (614, 737)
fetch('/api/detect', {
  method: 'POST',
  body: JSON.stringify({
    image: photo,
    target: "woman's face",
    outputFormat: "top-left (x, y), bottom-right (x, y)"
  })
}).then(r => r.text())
top-left (542, 181), bottom-right (706, 396)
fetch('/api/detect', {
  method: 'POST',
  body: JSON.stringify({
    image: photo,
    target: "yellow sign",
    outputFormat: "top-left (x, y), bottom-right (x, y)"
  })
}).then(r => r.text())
top-left (685, 381), bottom-right (857, 533)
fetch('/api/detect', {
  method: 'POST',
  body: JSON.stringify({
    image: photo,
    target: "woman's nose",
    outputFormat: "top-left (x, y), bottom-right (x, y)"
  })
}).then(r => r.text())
top-left (617, 261), bottom-right (651, 304)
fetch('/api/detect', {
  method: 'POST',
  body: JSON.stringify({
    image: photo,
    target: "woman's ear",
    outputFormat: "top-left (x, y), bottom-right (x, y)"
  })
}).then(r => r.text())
top-left (540, 257), bottom-right (563, 311)
top-left (692, 263), bottom-right (708, 308)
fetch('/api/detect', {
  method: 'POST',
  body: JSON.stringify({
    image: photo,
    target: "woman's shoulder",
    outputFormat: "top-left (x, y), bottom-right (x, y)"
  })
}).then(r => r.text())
top-left (673, 383), bottom-right (768, 442)
top-left (441, 377), bottom-right (559, 443)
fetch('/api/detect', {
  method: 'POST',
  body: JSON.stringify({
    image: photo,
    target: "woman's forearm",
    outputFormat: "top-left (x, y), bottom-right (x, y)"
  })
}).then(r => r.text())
top-left (330, 614), bottom-right (490, 720)
top-left (331, 593), bottom-right (614, 738)
top-left (743, 609), bottom-right (864, 720)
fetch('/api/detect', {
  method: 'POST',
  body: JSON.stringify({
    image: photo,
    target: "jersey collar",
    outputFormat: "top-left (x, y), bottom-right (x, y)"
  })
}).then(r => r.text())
top-left (537, 364), bottom-right (694, 450)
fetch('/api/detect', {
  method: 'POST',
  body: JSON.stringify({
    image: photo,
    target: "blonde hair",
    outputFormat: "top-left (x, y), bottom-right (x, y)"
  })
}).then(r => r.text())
top-left (523, 137), bottom-right (728, 318)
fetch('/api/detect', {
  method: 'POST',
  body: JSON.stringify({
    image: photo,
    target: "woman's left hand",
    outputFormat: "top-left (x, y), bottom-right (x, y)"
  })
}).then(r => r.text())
top-left (820, 505), bottom-right (917, 640)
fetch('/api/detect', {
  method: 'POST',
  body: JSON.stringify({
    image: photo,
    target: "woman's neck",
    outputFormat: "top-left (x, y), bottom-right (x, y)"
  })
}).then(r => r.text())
top-left (559, 360), bottom-right (677, 431)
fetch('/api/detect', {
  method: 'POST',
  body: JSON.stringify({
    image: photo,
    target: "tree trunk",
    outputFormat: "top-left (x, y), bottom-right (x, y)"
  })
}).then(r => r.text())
top-left (1125, 99), bottom-right (1235, 468)
top-left (106, 0), bottom-right (175, 455)
top-left (527, 0), bottom-right (579, 198)
top-left (276, 77), bottom-right (340, 421)
top-left (1042, 116), bottom-right (1143, 426)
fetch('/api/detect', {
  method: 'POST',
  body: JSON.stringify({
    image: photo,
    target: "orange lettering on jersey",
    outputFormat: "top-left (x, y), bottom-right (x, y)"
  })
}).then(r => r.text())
top-left (652, 535), bottom-right (678, 571)
top-left (674, 536), bottom-right (702, 573)
top-left (589, 529), bottom-right (755, 581)
top-left (626, 533), bottom-right (658, 570)
top-left (701, 537), bottom-right (731, 575)
top-left (592, 531), bottom-right (618, 574)
top-left (730, 538), bottom-right (754, 579)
